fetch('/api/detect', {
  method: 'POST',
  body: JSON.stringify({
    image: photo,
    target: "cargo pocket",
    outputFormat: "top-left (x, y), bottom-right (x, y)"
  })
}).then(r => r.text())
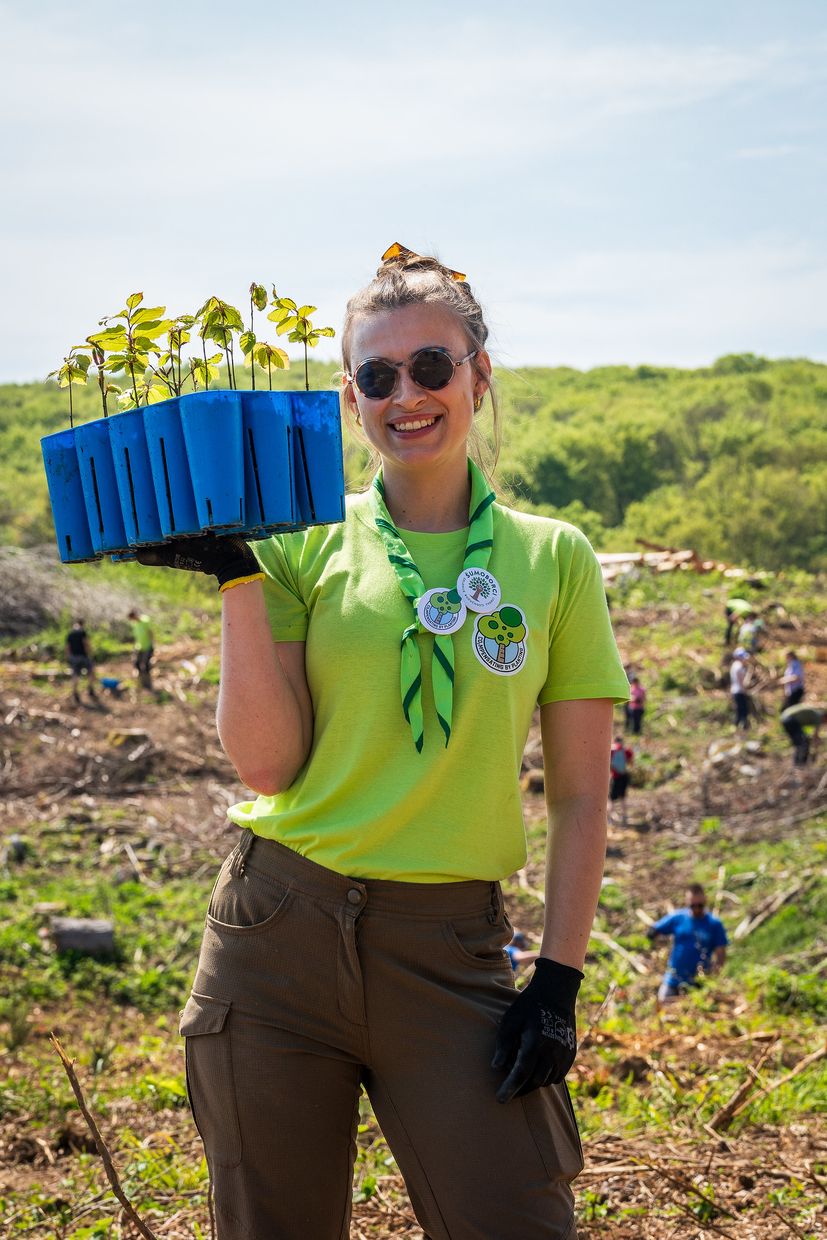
top-left (521, 1080), bottom-right (584, 1182)
top-left (180, 992), bottom-right (241, 1168)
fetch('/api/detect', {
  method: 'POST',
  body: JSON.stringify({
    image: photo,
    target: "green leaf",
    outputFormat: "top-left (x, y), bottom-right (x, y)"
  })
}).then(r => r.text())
top-left (87, 327), bottom-right (128, 350)
top-left (250, 283), bottom-right (267, 311)
top-left (315, 325), bottom-right (336, 338)
top-left (132, 306), bottom-right (166, 324)
top-left (133, 335), bottom-right (162, 353)
top-left (74, 354), bottom-right (92, 372)
top-left (297, 305), bottom-right (317, 317)
top-left (146, 384), bottom-right (168, 405)
top-left (126, 291), bottom-right (144, 310)
top-left (287, 330), bottom-right (302, 343)
top-left (276, 316), bottom-right (299, 336)
top-left (267, 306), bottom-right (289, 324)
top-left (239, 330), bottom-right (256, 356)
top-left (208, 352), bottom-right (223, 364)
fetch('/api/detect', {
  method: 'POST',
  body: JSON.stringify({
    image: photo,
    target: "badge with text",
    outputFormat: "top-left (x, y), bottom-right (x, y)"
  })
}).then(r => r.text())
top-left (472, 604), bottom-right (528, 675)
top-left (417, 588), bottom-right (468, 635)
top-left (456, 567), bottom-right (501, 613)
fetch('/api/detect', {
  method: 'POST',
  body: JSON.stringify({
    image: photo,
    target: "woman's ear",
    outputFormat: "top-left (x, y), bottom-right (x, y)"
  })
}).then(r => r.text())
top-left (341, 373), bottom-right (362, 425)
top-left (474, 349), bottom-right (493, 403)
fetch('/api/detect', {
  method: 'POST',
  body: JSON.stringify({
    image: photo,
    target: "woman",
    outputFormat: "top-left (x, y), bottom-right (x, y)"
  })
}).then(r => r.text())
top-left (146, 248), bottom-right (628, 1239)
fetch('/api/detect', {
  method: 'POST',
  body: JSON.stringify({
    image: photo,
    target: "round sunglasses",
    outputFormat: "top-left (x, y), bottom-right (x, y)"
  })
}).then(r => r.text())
top-left (347, 347), bottom-right (478, 401)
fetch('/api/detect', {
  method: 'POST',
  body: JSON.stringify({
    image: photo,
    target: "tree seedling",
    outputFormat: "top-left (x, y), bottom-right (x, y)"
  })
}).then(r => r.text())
top-left (90, 293), bottom-right (172, 408)
top-left (46, 350), bottom-right (92, 427)
top-left (86, 342), bottom-right (122, 418)
top-left (196, 296), bottom-right (244, 391)
top-left (268, 293), bottom-right (335, 390)
top-left (240, 283), bottom-right (268, 392)
top-left (155, 315), bottom-right (196, 398)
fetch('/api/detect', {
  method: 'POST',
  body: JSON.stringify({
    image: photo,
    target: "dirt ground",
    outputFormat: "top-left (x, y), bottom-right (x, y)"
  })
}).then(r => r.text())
top-left (1, 614), bottom-right (826, 1238)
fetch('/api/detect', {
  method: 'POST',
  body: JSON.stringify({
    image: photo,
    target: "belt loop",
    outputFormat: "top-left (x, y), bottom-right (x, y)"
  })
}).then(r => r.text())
top-left (230, 828), bottom-right (255, 877)
top-left (488, 882), bottom-right (501, 925)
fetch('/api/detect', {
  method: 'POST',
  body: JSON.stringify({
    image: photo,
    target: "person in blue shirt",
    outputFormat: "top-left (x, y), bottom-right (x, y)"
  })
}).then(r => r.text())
top-left (646, 884), bottom-right (728, 1006)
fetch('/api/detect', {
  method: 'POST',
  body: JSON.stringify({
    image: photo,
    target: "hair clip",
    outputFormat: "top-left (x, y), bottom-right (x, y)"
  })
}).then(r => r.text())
top-left (381, 242), bottom-right (467, 283)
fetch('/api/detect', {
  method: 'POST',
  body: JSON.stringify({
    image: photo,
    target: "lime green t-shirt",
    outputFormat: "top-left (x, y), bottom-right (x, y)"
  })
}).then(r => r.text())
top-left (131, 616), bottom-right (153, 650)
top-left (228, 492), bottom-right (629, 882)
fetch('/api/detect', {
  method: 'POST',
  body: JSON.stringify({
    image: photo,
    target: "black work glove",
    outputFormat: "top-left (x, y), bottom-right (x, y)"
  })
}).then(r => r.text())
top-left (492, 957), bottom-right (582, 1103)
top-left (136, 533), bottom-right (264, 592)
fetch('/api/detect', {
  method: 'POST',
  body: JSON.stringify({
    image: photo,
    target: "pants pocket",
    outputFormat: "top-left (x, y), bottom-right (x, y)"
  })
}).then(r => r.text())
top-left (521, 1080), bottom-right (584, 1182)
top-left (180, 992), bottom-right (242, 1168)
top-left (207, 858), bottom-right (292, 934)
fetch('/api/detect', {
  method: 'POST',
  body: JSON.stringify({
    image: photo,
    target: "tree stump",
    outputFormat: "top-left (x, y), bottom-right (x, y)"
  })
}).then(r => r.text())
top-left (50, 917), bottom-right (115, 957)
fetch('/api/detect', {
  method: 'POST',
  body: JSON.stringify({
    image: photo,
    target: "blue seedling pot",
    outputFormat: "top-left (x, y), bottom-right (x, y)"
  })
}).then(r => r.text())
top-left (107, 408), bottom-right (164, 546)
top-left (40, 428), bottom-right (98, 563)
top-left (179, 390), bottom-right (245, 530)
top-left (290, 390), bottom-right (345, 527)
top-left (74, 419), bottom-right (130, 554)
top-left (240, 390), bottom-right (296, 535)
top-left (143, 397), bottom-right (201, 538)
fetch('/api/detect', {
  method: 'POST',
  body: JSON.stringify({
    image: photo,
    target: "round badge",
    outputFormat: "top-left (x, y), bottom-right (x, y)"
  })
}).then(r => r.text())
top-left (456, 567), bottom-right (502, 613)
top-left (472, 604), bottom-right (528, 675)
top-left (416, 588), bottom-right (468, 635)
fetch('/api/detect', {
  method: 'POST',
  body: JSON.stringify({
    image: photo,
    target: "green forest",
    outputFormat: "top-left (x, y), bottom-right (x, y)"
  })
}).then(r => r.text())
top-left (3, 351), bottom-right (826, 571)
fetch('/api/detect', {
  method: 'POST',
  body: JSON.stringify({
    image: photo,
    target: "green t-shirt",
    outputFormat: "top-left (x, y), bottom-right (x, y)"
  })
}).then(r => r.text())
top-left (228, 493), bottom-right (629, 882)
top-left (131, 616), bottom-right (153, 650)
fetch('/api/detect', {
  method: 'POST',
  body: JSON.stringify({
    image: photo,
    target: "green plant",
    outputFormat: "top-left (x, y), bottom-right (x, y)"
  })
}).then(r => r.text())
top-left (89, 292), bottom-right (172, 409)
top-left (196, 295), bottom-right (244, 390)
top-left (268, 292), bottom-right (335, 390)
top-left (46, 348), bottom-right (91, 426)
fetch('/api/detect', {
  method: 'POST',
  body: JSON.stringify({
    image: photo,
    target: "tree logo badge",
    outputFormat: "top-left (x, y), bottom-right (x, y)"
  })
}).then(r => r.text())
top-left (456, 567), bottom-right (501, 613)
top-left (417, 587), bottom-right (468, 635)
top-left (472, 605), bottom-right (528, 675)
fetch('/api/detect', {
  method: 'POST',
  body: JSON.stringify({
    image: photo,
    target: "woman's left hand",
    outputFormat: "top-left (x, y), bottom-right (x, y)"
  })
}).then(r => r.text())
top-left (491, 957), bottom-right (582, 1102)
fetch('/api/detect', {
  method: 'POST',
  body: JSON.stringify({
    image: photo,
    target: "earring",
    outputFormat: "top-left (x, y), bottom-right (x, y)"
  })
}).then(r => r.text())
top-left (473, 395), bottom-right (483, 412)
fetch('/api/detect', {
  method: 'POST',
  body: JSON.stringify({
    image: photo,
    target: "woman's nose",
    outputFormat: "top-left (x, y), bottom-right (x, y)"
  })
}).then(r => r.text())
top-left (392, 366), bottom-right (429, 407)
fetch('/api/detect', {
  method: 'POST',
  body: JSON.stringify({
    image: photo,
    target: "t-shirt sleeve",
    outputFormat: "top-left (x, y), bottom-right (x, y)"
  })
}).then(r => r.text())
top-left (652, 913), bottom-right (679, 936)
top-left (712, 920), bottom-right (729, 948)
top-left (251, 536), bottom-right (309, 641)
top-left (538, 525), bottom-right (630, 706)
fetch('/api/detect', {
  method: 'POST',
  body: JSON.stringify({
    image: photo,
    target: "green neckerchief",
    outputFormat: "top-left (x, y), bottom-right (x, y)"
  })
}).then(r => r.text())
top-left (370, 459), bottom-right (495, 752)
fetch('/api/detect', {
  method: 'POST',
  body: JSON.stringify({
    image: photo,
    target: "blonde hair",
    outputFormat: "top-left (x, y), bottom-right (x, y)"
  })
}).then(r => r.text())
top-left (341, 251), bottom-right (501, 485)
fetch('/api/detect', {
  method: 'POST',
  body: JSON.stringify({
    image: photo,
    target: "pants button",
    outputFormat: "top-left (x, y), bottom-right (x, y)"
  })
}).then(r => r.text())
top-left (346, 888), bottom-right (362, 905)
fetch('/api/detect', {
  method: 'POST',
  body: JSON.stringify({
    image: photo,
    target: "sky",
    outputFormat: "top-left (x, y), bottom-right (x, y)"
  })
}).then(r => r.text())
top-left (1, 0), bottom-right (825, 382)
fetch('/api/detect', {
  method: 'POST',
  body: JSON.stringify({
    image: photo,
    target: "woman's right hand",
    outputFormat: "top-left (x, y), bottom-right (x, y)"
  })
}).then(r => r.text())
top-left (136, 534), bottom-right (263, 592)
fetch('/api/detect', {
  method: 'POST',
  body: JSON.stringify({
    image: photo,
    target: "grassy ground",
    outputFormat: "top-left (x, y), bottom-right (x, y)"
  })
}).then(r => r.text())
top-left (1, 563), bottom-right (826, 1237)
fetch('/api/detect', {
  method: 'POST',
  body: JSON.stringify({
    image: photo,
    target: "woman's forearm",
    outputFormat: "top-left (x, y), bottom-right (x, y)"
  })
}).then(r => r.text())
top-left (540, 794), bottom-right (607, 970)
top-left (216, 583), bottom-right (312, 795)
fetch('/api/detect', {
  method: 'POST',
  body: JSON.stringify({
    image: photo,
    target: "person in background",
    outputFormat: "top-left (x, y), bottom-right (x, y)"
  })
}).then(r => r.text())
top-left (737, 612), bottom-right (763, 653)
top-left (626, 675), bottom-right (646, 735)
top-left (780, 650), bottom-right (805, 710)
top-left (647, 884), bottom-right (728, 1006)
top-left (608, 735), bottom-right (633, 826)
top-left (505, 930), bottom-right (540, 973)
top-left (65, 618), bottom-right (98, 706)
top-left (780, 702), bottom-right (826, 767)
top-left (724, 597), bottom-right (752, 645)
top-left (128, 609), bottom-right (154, 689)
top-left (730, 647), bottom-right (751, 731)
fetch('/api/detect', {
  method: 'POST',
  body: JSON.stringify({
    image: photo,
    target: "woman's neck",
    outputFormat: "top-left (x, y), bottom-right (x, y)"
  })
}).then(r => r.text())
top-left (381, 457), bottom-right (471, 532)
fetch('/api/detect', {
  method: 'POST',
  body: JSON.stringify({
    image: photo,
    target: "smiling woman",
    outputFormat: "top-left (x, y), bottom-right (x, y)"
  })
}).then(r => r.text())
top-left (164, 245), bottom-right (630, 1240)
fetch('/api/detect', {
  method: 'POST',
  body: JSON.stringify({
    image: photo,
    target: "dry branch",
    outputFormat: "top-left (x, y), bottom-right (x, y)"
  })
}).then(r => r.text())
top-left (50, 1033), bottom-right (160, 1240)
top-left (706, 1040), bottom-right (779, 1131)
top-left (727, 1041), bottom-right (827, 1124)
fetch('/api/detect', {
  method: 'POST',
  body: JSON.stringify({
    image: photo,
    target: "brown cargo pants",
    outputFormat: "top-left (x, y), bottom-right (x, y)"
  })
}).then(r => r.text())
top-left (180, 831), bottom-right (583, 1239)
